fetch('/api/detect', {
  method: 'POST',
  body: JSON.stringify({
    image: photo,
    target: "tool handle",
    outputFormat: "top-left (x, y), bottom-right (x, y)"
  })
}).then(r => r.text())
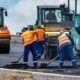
top-left (17, 55), bottom-right (23, 62)
top-left (47, 55), bottom-right (59, 65)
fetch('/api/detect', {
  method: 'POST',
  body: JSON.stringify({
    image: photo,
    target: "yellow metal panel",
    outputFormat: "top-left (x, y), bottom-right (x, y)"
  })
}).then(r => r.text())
top-left (45, 32), bottom-right (69, 36)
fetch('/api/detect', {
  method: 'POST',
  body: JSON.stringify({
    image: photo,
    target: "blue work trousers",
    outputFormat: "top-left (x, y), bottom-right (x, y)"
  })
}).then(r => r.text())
top-left (36, 41), bottom-right (44, 55)
top-left (59, 44), bottom-right (77, 68)
top-left (23, 42), bottom-right (38, 68)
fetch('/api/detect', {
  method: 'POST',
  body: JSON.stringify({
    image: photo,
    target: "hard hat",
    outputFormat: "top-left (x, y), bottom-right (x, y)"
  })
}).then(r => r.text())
top-left (33, 25), bottom-right (36, 30)
top-left (36, 25), bottom-right (41, 29)
top-left (28, 25), bottom-right (34, 30)
top-left (41, 25), bottom-right (44, 29)
top-left (36, 25), bottom-right (44, 29)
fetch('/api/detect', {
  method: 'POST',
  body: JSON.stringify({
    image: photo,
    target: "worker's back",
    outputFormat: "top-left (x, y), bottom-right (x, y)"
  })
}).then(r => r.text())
top-left (36, 28), bottom-right (44, 41)
top-left (21, 30), bottom-right (34, 46)
top-left (58, 32), bottom-right (71, 47)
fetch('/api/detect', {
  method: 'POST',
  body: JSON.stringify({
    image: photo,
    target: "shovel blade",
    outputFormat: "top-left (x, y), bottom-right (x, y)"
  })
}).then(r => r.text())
top-left (11, 61), bottom-right (18, 63)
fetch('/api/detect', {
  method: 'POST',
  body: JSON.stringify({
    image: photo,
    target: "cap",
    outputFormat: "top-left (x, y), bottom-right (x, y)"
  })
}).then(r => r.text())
top-left (22, 27), bottom-right (28, 32)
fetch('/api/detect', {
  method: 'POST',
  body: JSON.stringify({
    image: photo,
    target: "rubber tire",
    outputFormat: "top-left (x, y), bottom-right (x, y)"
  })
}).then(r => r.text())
top-left (0, 39), bottom-right (10, 53)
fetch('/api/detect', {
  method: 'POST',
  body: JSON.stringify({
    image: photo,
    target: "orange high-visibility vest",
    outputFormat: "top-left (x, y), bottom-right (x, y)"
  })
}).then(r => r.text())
top-left (58, 33), bottom-right (71, 47)
top-left (33, 31), bottom-right (38, 42)
top-left (21, 31), bottom-right (34, 46)
top-left (36, 29), bottom-right (44, 41)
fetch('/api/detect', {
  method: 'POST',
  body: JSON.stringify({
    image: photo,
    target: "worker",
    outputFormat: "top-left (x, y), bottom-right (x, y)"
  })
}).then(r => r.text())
top-left (58, 30), bottom-right (78, 69)
top-left (46, 10), bottom-right (57, 22)
top-left (21, 25), bottom-right (38, 69)
top-left (35, 25), bottom-right (45, 59)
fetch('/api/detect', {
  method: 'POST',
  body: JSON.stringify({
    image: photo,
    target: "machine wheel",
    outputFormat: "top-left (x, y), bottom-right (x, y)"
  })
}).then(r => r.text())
top-left (4, 41), bottom-right (10, 53)
top-left (0, 39), bottom-right (10, 53)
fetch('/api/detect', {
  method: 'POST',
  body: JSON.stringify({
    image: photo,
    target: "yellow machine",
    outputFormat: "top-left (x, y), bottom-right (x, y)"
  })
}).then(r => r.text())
top-left (36, 0), bottom-right (74, 59)
top-left (0, 7), bottom-right (11, 53)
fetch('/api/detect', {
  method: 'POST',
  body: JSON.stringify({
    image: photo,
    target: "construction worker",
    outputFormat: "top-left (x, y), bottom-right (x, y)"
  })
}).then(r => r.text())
top-left (58, 30), bottom-right (78, 69)
top-left (21, 25), bottom-right (38, 69)
top-left (35, 25), bottom-right (45, 59)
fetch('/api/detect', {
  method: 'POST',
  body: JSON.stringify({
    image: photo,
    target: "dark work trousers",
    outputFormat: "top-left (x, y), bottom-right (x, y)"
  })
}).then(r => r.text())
top-left (59, 44), bottom-right (77, 68)
top-left (23, 42), bottom-right (38, 68)
top-left (35, 41), bottom-right (44, 59)
top-left (37, 41), bottom-right (44, 55)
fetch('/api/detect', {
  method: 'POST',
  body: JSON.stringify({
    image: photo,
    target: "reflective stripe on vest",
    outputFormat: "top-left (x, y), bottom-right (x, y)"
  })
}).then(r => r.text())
top-left (36, 29), bottom-right (44, 41)
top-left (58, 33), bottom-right (71, 47)
top-left (21, 31), bottom-right (34, 46)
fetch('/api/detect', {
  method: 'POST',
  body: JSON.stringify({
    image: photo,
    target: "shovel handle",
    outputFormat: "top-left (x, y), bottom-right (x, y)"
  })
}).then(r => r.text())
top-left (17, 55), bottom-right (23, 62)
top-left (47, 55), bottom-right (59, 65)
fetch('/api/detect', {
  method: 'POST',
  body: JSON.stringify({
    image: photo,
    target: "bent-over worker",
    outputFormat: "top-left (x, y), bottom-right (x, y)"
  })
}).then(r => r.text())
top-left (34, 25), bottom-right (45, 59)
top-left (58, 30), bottom-right (78, 69)
top-left (21, 26), bottom-right (38, 69)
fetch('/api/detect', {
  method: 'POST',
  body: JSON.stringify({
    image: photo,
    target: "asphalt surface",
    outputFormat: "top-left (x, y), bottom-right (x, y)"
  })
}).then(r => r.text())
top-left (0, 37), bottom-right (33, 67)
top-left (1, 37), bottom-right (80, 75)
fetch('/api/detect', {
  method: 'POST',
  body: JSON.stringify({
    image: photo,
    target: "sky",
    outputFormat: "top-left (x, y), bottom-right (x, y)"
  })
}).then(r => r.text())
top-left (0, 0), bottom-right (80, 34)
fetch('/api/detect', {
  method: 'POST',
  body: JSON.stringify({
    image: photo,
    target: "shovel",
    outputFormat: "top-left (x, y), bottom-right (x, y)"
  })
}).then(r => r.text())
top-left (11, 55), bottom-right (23, 63)
top-left (40, 55), bottom-right (59, 68)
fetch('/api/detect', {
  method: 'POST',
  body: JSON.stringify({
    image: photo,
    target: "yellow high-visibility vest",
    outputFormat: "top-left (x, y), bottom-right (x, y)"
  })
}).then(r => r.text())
top-left (58, 33), bottom-right (71, 47)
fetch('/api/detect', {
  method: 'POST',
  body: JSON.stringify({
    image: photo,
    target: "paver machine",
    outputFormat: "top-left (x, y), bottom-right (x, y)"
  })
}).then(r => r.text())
top-left (0, 7), bottom-right (11, 53)
top-left (71, 0), bottom-right (80, 58)
top-left (36, 0), bottom-right (74, 59)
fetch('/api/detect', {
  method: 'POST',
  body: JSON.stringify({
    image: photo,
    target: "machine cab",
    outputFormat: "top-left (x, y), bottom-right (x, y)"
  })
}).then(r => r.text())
top-left (37, 5), bottom-right (73, 25)
top-left (0, 7), bottom-right (7, 27)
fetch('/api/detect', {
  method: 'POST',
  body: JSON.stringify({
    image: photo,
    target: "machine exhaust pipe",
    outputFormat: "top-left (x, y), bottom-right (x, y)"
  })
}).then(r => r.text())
top-left (75, 0), bottom-right (77, 15)
top-left (68, 0), bottom-right (70, 10)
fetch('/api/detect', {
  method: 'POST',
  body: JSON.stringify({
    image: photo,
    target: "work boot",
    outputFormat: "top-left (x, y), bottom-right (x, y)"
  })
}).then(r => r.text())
top-left (72, 61), bottom-right (79, 69)
top-left (34, 63), bottom-right (39, 69)
top-left (58, 63), bottom-right (64, 69)
top-left (58, 66), bottom-right (64, 70)
top-left (21, 64), bottom-right (29, 70)
top-left (73, 64), bottom-right (79, 69)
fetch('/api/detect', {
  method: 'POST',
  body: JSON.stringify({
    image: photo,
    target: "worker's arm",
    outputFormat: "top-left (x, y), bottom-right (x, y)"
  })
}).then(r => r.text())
top-left (57, 39), bottom-right (61, 54)
top-left (21, 34), bottom-right (24, 44)
top-left (66, 34), bottom-right (74, 46)
top-left (44, 33), bottom-right (47, 42)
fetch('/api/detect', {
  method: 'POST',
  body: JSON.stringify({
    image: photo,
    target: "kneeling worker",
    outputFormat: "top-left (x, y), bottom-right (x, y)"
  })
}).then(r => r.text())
top-left (58, 30), bottom-right (78, 69)
top-left (21, 25), bottom-right (38, 69)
